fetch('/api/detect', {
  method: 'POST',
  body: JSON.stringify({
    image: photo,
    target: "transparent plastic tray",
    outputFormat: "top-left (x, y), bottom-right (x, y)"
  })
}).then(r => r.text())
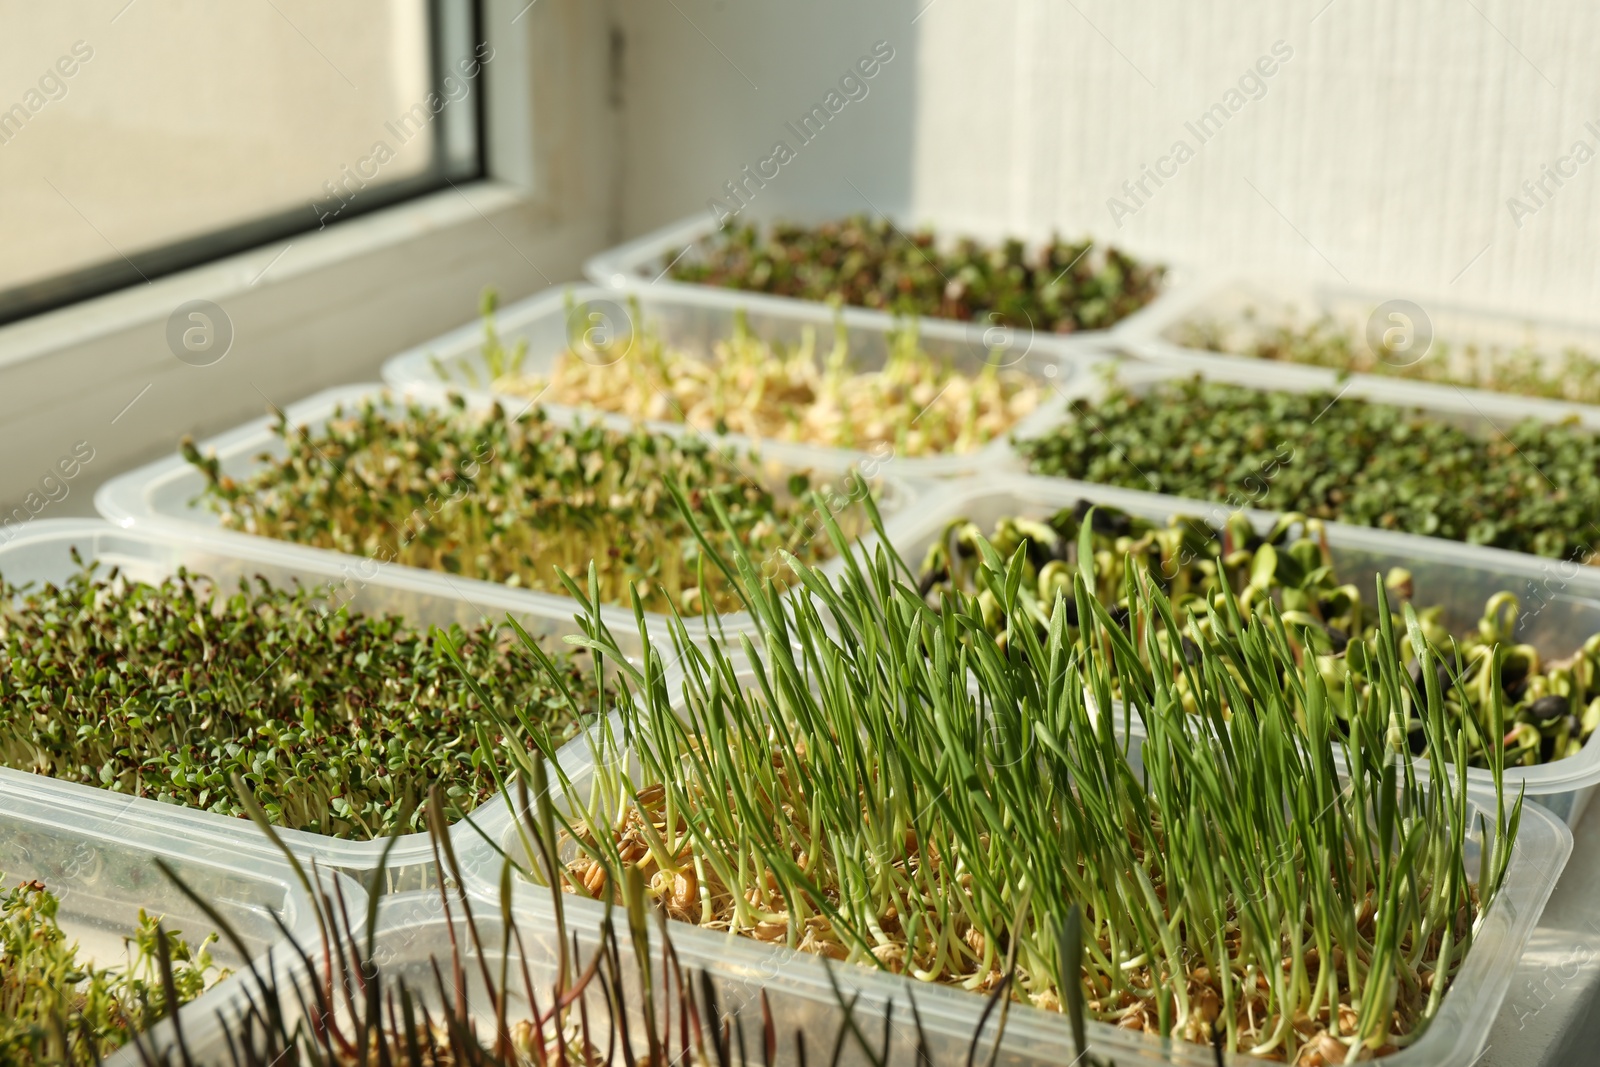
top-left (380, 281), bottom-right (1110, 480)
top-left (94, 383), bottom-right (918, 652)
top-left (1111, 275), bottom-right (1600, 429)
top-left (0, 770), bottom-right (352, 1067)
top-left (453, 667), bottom-right (1572, 1067)
top-left (1021, 353), bottom-right (1600, 556)
top-left (0, 519), bottom-right (620, 891)
top-left (874, 473), bottom-right (1600, 826)
top-left (582, 212), bottom-right (1193, 364)
top-left (149, 886), bottom-right (1100, 1067)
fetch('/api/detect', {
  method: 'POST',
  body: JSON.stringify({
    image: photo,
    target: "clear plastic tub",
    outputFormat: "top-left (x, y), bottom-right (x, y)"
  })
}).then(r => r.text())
top-left (872, 473), bottom-right (1600, 826)
top-left (1111, 275), bottom-right (1600, 429)
top-left (582, 212), bottom-right (1194, 365)
top-left (379, 282), bottom-right (1109, 480)
top-left (0, 519), bottom-right (621, 892)
top-left (452, 667), bottom-right (1573, 1067)
top-left (0, 769), bottom-right (353, 1067)
top-left (94, 383), bottom-right (919, 653)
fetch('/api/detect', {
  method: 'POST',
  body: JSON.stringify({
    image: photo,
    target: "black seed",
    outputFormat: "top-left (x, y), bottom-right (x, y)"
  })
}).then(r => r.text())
top-left (1181, 637), bottom-right (1202, 665)
top-left (917, 566), bottom-right (946, 598)
top-left (1527, 695), bottom-right (1568, 722)
top-left (1322, 625), bottom-right (1349, 655)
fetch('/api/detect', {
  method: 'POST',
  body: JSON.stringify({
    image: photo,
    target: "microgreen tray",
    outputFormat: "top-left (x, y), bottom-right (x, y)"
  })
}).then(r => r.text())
top-left (1111, 275), bottom-right (1600, 429)
top-left (1019, 353), bottom-right (1600, 565)
top-left (0, 768), bottom-right (353, 1067)
top-left (380, 282), bottom-right (1109, 480)
top-left (876, 474), bottom-right (1600, 826)
top-left (452, 676), bottom-right (1572, 1067)
top-left (94, 383), bottom-right (918, 651)
top-left (582, 212), bottom-right (1195, 365)
top-left (0, 519), bottom-right (619, 891)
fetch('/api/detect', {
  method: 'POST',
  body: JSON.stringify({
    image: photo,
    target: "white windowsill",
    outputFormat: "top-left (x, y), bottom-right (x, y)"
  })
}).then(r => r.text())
top-left (0, 181), bottom-right (529, 375)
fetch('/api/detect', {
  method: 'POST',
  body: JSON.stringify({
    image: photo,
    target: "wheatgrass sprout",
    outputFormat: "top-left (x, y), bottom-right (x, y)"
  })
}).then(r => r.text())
top-left (918, 503), bottom-right (1600, 768)
top-left (182, 394), bottom-right (871, 615)
top-left (488, 297), bottom-right (1041, 457)
top-left (487, 487), bottom-right (1522, 1064)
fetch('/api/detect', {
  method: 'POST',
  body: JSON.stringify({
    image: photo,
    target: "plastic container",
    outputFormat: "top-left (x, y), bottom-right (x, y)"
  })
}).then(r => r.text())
top-left (872, 472), bottom-right (1600, 826)
top-left (1112, 275), bottom-right (1600, 429)
top-left (0, 519), bottom-right (621, 892)
top-left (582, 212), bottom-right (1192, 363)
top-left (380, 282), bottom-right (1109, 480)
top-left (0, 769), bottom-right (354, 1067)
top-left (94, 383), bottom-right (918, 654)
top-left (453, 667), bottom-right (1572, 1067)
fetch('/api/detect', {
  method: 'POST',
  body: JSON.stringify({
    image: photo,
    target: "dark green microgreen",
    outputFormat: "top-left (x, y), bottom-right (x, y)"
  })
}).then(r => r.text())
top-left (1021, 375), bottom-right (1600, 562)
top-left (670, 215), bottom-right (1165, 333)
top-left (0, 560), bottom-right (604, 839)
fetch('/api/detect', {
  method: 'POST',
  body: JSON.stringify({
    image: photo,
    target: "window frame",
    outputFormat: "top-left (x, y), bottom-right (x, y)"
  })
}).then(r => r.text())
top-left (0, 0), bottom-right (487, 328)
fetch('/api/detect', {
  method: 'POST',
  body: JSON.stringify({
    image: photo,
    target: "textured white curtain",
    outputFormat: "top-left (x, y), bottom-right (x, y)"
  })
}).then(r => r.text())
top-left (908, 0), bottom-right (1599, 317)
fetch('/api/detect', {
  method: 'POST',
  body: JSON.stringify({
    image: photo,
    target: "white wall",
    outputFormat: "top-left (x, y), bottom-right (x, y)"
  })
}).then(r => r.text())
top-left (618, 0), bottom-right (1600, 320)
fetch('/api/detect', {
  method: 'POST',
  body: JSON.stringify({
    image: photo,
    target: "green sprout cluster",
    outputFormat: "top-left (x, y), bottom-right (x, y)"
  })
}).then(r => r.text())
top-left (485, 490), bottom-right (1519, 1064)
top-left (0, 557), bottom-right (603, 839)
top-left (1176, 309), bottom-right (1600, 407)
top-left (670, 215), bottom-right (1164, 332)
top-left (918, 504), bottom-right (1600, 767)
top-left (1021, 376), bottom-right (1600, 562)
top-left (0, 877), bottom-right (220, 1065)
top-left (182, 395), bottom-right (869, 615)
top-left (488, 303), bottom-right (1040, 459)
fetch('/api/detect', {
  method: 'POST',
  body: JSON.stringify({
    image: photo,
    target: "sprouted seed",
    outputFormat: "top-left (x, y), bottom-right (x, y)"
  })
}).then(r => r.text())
top-left (0, 556), bottom-right (604, 839)
top-left (1021, 375), bottom-right (1600, 562)
top-left (490, 300), bottom-right (1040, 457)
top-left (671, 215), bottom-right (1164, 332)
top-left (917, 504), bottom-right (1600, 767)
top-left (181, 394), bottom-right (871, 614)
top-left (0, 877), bottom-right (222, 1065)
top-left (493, 488), bottom-right (1520, 1064)
top-left (1175, 307), bottom-right (1600, 406)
